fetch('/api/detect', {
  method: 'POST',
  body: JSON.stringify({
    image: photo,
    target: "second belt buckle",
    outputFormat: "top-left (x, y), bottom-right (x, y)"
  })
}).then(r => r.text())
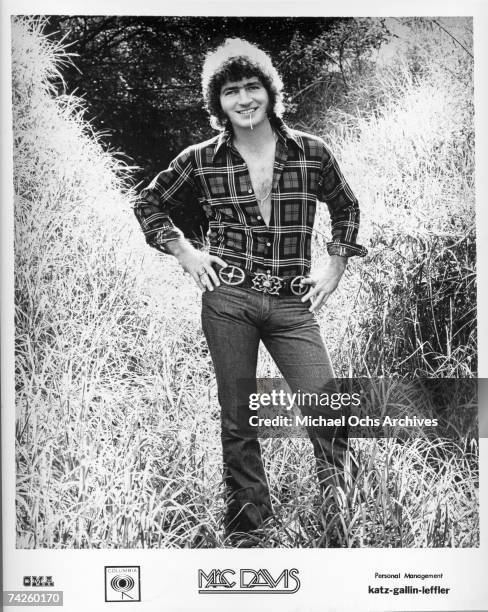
top-left (252, 271), bottom-right (283, 295)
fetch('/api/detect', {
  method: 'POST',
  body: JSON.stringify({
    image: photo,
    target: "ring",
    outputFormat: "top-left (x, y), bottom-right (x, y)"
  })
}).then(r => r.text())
top-left (198, 267), bottom-right (207, 277)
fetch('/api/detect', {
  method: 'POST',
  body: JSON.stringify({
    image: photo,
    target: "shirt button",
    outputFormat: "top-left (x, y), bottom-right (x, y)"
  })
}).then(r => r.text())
top-left (248, 188), bottom-right (253, 194)
top-left (266, 242), bottom-right (271, 247)
top-left (257, 215), bottom-right (262, 220)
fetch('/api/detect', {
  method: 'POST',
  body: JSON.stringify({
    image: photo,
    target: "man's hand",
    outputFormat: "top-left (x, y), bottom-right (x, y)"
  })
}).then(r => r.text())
top-left (300, 255), bottom-right (347, 312)
top-left (175, 245), bottom-right (227, 291)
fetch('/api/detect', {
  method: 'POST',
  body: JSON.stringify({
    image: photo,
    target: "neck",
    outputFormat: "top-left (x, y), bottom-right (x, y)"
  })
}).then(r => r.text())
top-left (232, 116), bottom-right (275, 152)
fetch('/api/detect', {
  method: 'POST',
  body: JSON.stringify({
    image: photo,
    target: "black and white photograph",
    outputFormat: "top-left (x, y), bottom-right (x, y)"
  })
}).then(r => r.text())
top-left (2, 2), bottom-right (488, 611)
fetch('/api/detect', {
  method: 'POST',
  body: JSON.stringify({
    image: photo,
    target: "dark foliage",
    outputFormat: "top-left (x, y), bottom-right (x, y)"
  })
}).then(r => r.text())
top-left (43, 16), bottom-right (389, 237)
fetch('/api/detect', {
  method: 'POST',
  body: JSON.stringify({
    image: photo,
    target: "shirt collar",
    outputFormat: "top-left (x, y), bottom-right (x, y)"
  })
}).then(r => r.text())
top-left (212, 128), bottom-right (232, 161)
top-left (212, 116), bottom-right (304, 161)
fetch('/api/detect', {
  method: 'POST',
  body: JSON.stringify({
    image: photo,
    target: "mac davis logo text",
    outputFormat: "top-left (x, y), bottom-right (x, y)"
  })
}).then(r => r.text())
top-left (198, 568), bottom-right (300, 594)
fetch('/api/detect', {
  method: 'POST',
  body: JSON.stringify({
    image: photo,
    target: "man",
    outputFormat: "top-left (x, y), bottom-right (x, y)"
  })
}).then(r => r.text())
top-left (133, 38), bottom-right (367, 543)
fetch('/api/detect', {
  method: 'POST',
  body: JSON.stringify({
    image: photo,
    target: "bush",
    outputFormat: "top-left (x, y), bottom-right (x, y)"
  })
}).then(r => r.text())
top-left (312, 18), bottom-right (475, 377)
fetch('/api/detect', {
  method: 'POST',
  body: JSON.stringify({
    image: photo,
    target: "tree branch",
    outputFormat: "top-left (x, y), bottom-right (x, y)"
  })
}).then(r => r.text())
top-left (431, 19), bottom-right (473, 59)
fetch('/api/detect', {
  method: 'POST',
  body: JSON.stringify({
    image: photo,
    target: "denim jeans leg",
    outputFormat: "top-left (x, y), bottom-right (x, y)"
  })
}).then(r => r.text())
top-left (261, 297), bottom-right (351, 491)
top-left (201, 286), bottom-right (273, 533)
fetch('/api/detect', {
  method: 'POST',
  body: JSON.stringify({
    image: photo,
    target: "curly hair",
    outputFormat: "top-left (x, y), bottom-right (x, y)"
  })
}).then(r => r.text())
top-left (201, 38), bottom-right (285, 131)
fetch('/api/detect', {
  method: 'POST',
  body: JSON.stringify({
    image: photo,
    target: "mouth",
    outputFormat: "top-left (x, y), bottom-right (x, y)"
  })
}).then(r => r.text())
top-left (237, 108), bottom-right (258, 116)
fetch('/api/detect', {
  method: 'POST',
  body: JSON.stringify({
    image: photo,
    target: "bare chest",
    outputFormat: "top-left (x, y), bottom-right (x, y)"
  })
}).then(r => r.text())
top-left (243, 152), bottom-right (275, 199)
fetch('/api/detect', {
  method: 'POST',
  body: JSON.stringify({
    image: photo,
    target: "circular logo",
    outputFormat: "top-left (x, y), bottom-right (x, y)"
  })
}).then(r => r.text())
top-left (290, 276), bottom-right (308, 296)
top-left (219, 266), bottom-right (245, 286)
top-left (110, 575), bottom-right (135, 598)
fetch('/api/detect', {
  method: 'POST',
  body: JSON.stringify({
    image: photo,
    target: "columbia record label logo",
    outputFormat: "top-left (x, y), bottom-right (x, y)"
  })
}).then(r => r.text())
top-left (104, 566), bottom-right (141, 602)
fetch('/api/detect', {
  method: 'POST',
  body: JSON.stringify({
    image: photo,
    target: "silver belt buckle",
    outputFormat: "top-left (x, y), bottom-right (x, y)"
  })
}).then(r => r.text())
top-left (252, 271), bottom-right (283, 295)
top-left (218, 265), bottom-right (245, 286)
top-left (290, 275), bottom-right (307, 296)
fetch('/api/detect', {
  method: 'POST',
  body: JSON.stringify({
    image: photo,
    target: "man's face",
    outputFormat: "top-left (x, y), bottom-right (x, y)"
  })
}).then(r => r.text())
top-left (219, 77), bottom-right (270, 131)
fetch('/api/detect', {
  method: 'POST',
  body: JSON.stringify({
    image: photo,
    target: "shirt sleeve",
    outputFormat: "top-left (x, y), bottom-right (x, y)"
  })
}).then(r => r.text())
top-left (318, 142), bottom-right (368, 258)
top-left (133, 147), bottom-right (196, 254)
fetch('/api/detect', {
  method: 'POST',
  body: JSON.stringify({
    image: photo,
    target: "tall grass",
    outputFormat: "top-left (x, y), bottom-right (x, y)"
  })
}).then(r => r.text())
top-left (13, 17), bottom-right (477, 548)
top-left (312, 18), bottom-right (475, 378)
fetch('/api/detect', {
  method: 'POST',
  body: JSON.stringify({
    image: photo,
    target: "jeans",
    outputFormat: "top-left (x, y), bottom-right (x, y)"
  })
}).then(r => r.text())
top-left (201, 284), bottom-right (350, 534)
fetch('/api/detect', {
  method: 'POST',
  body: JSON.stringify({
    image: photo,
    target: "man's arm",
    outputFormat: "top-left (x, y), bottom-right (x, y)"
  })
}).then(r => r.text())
top-left (133, 149), bottom-right (225, 291)
top-left (320, 143), bottom-right (367, 258)
top-left (301, 142), bottom-right (367, 312)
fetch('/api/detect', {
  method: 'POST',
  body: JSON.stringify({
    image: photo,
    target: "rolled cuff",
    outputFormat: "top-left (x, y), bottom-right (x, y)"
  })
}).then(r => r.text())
top-left (151, 227), bottom-right (185, 254)
top-left (326, 240), bottom-right (368, 258)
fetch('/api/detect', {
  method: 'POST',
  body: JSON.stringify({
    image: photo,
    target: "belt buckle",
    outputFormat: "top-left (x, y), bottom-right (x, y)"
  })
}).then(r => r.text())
top-left (290, 275), bottom-right (307, 296)
top-left (219, 265), bottom-right (245, 286)
top-left (252, 271), bottom-right (283, 295)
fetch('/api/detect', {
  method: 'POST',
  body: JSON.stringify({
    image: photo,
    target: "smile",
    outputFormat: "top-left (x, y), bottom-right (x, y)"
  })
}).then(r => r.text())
top-left (237, 108), bottom-right (258, 115)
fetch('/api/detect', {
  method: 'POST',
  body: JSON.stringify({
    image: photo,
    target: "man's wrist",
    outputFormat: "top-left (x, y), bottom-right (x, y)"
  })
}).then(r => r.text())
top-left (329, 254), bottom-right (348, 268)
top-left (165, 237), bottom-right (196, 260)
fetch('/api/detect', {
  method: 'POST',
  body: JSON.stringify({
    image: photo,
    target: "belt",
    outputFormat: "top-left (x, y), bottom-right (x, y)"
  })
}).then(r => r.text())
top-left (217, 265), bottom-right (308, 297)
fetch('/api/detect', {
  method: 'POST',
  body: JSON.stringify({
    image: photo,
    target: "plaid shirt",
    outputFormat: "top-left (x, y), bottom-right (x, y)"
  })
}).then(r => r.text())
top-left (133, 117), bottom-right (367, 276)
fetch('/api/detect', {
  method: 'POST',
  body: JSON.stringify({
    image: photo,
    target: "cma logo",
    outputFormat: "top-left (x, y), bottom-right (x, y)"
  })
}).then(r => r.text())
top-left (198, 568), bottom-right (300, 594)
top-left (23, 576), bottom-right (54, 587)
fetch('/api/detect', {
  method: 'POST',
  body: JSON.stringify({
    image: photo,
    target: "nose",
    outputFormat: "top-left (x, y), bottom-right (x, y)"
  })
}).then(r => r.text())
top-left (237, 87), bottom-right (252, 105)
